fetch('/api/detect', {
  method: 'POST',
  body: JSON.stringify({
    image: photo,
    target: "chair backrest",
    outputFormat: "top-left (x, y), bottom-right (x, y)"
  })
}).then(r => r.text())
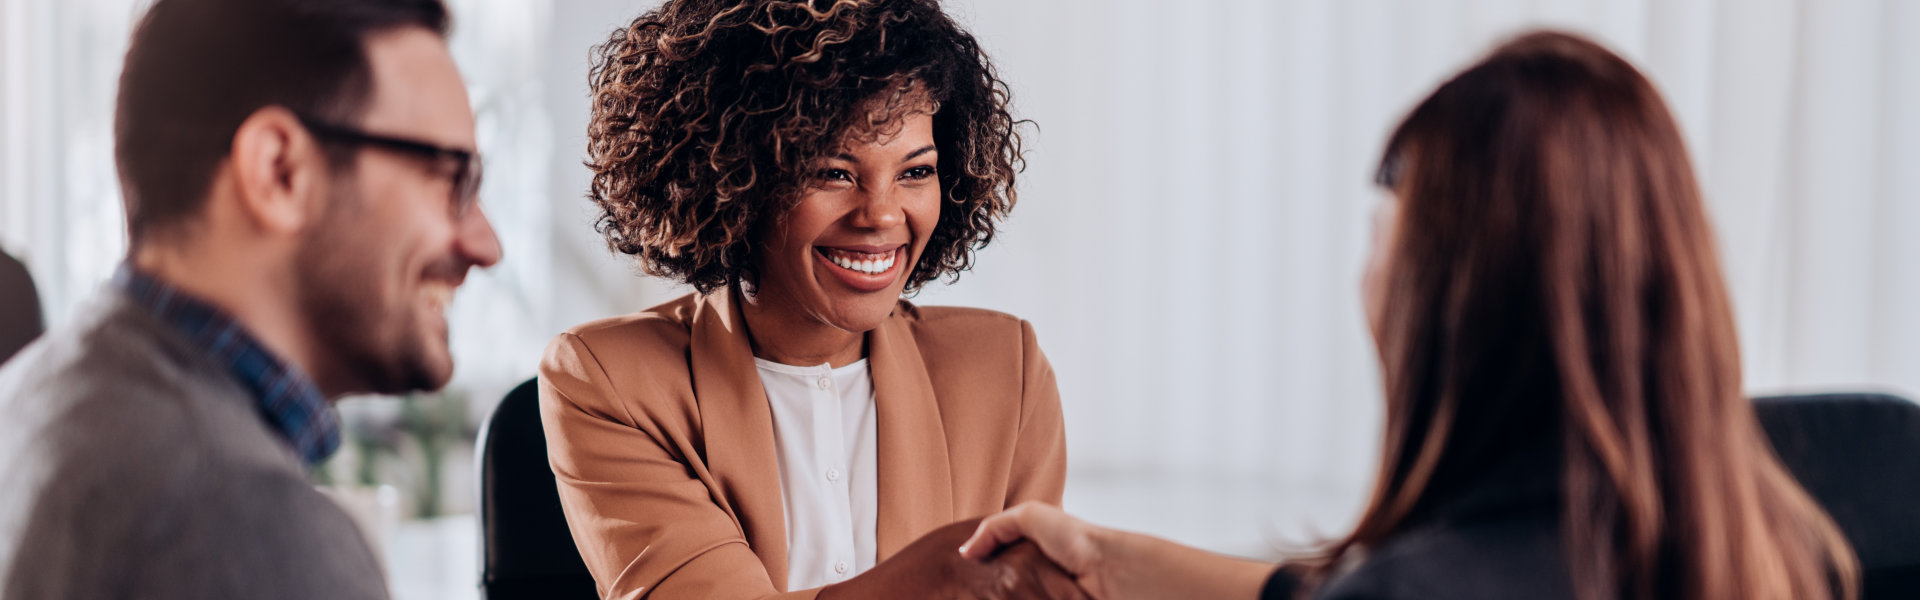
top-left (0, 250), bottom-right (44, 365)
top-left (477, 377), bottom-right (598, 599)
top-left (1753, 392), bottom-right (1920, 599)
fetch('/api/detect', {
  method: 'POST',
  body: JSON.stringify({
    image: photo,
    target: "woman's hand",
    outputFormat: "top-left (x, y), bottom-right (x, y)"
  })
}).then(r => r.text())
top-left (820, 517), bottom-right (1088, 600)
top-left (959, 502), bottom-right (1114, 596)
top-left (960, 502), bottom-right (1281, 600)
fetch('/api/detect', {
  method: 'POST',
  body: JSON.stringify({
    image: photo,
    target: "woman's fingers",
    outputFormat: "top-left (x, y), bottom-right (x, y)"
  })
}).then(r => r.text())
top-left (959, 503), bottom-right (1040, 559)
top-left (960, 502), bottom-right (1086, 566)
top-left (962, 503), bottom-right (1122, 599)
top-left (994, 541), bottom-right (1093, 600)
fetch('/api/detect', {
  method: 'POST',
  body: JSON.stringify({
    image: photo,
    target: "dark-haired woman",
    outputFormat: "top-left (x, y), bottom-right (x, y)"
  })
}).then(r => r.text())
top-left (539, 1), bottom-right (1075, 599)
top-left (959, 31), bottom-right (1857, 600)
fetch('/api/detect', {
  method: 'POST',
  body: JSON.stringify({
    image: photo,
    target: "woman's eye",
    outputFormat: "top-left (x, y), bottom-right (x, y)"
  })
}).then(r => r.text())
top-left (814, 169), bottom-right (853, 184)
top-left (901, 165), bottom-right (936, 180)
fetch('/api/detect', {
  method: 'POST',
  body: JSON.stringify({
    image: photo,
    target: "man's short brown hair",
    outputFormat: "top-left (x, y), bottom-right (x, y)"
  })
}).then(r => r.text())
top-left (114, 0), bottom-right (450, 244)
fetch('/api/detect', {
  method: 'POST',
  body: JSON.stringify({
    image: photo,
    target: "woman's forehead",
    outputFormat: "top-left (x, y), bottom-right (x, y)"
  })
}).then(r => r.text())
top-left (831, 107), bottom-right (936, 155)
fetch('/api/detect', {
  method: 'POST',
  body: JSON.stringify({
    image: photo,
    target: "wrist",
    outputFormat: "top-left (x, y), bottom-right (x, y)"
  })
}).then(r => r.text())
top-left (1082, 525), bottom-right (1130, 597)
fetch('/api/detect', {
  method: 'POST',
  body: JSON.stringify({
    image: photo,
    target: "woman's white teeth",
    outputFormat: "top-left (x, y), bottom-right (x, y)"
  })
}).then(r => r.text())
top-left (826, 249), bottom-right (895, 275)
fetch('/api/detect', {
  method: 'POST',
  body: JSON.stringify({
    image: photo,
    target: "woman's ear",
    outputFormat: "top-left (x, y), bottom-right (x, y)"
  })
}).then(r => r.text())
top-left (227, 105), bottom-right (333, 237)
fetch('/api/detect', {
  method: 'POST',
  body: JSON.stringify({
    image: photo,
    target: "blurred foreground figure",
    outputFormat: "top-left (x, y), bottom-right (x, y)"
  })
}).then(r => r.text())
top-left (0, 249), bottom-right (41, 364)
top-left (961, 30), bottom-right (1858, 600)
top-left (0, 0), bottom-right (500, 598)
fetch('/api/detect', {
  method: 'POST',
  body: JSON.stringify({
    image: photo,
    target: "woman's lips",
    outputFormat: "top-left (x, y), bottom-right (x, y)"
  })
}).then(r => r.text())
top-left (814, 245), bottom-right (904, 293)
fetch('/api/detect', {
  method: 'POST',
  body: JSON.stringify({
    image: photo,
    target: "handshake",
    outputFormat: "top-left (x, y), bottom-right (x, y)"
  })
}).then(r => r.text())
top-left (815, 512), bottom-right (1088, 600)
top-left (818, 505), bottom-right (1094, 600)
top-left (817, 503), bottom-right (1280, 600)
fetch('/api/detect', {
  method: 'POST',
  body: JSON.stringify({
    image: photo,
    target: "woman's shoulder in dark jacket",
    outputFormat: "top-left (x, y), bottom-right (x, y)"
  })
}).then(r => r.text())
top-left (1264, 457), bottom-right (1574, 600)
top-left (1311, 505), bottom-right (1574, 600)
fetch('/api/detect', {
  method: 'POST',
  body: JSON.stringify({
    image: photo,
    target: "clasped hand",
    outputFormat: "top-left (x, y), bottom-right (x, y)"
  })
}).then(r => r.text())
top-left (818, 516), bottom-right (1090, 600)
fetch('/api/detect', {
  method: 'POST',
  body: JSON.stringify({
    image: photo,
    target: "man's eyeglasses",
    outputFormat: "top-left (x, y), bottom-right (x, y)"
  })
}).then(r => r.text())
top-left (296, 115), bottom-right (483, 219)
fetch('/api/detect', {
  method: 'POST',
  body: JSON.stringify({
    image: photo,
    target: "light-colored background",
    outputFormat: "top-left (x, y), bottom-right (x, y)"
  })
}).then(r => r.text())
top-left (3, 0), bottom-right (1916, 598)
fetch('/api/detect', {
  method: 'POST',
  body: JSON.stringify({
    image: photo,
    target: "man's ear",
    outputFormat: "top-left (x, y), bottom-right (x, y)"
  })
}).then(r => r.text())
top-left (228, 106), bottom-right (334, 236)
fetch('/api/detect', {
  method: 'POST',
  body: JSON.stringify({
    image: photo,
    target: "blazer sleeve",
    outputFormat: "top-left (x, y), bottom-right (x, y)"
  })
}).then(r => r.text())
top-left (1003, 319), bottom-right (1068, 506)
top-left (539, 332), bottom-right (818, 600)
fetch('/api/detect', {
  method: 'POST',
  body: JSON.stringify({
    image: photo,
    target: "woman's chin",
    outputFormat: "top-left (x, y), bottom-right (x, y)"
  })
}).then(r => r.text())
top-left (819, 297), bottom-right (898, 334)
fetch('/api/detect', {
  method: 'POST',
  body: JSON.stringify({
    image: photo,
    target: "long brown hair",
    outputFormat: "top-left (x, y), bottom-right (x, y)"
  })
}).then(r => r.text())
top-left (1315, 31), bottom-right (1857, 599)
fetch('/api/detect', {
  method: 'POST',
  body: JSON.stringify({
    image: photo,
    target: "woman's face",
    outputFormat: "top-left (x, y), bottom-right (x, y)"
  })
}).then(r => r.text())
top-left (753, 110), bottom-right (943, 334)
top-left (1362, 188), bottom-right (1401, 345)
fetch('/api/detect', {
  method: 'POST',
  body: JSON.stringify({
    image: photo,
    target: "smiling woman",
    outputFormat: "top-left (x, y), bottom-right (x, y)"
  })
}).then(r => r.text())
top-left (536, 1), bottom-right (1075, 599)
top-left (749, 107), bottom-right (946, 364)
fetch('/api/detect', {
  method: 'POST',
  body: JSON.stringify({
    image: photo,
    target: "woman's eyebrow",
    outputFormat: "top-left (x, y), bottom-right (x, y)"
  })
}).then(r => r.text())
top-left (828, 144), bottom-right (936, 165)
top-left (900, 144), bottom-right (936, 163)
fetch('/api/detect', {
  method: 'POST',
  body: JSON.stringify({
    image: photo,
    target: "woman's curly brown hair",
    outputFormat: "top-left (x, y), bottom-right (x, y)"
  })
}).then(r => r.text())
top-left (586, 0), bottom-right (1026, 294)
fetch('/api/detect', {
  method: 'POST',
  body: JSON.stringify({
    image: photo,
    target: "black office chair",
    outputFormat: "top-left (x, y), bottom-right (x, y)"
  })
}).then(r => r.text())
top-left (477, 377), bottom-right (599, 599)
top-left (1754, 392), bottom-right (1920, 599)
top-left (0, 249), bottom-right (44, 365)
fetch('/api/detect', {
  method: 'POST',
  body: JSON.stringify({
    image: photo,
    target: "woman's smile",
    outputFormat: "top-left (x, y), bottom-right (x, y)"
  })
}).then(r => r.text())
top-left (814, 244), bottom-right (905, 292)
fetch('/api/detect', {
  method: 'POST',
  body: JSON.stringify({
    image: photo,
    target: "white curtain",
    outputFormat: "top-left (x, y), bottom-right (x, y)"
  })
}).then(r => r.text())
top-left (0, 0), bottom-right (139, 325)
top-left (4, 0), bottom-right (1916, 563)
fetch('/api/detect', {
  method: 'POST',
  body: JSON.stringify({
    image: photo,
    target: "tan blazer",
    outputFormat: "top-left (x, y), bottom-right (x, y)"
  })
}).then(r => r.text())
top-left (538, 290), bottom-right (1067, 600)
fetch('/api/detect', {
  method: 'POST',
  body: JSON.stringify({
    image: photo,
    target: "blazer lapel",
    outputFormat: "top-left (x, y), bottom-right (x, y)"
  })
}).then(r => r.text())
top-left (868, 307), bottom-right (955, 558)
top-left (689, 289), bottom-right (791, 589)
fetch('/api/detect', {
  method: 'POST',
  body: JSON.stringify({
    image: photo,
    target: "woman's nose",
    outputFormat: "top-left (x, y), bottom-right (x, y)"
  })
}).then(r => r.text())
top-left (847, 186), bottom-right (903, 230)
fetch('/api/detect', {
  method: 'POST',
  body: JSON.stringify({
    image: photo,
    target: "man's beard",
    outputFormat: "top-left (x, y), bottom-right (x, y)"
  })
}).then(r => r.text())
top-left (293, 185), bottom-right (448, 395)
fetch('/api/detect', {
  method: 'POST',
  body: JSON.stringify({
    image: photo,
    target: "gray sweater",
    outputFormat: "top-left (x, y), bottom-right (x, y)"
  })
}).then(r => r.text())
top-left (0, 292), bottom-right (388, 599)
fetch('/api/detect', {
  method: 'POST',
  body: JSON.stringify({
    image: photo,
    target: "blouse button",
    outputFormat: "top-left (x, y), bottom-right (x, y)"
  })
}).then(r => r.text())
top-left (817, 377), bottom-right (832, 390)
top-left (826, 468), bottom-right (841, 482)
top-left (834, 561), bottom-right (850, 574)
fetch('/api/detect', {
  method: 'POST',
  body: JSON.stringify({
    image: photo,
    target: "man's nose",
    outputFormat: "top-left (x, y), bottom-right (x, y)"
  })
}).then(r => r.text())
top-left (457, 205), bottom-right (504, 268)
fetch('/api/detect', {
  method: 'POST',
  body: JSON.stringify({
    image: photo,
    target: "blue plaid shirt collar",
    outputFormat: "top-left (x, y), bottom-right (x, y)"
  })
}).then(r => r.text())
top-left (115, 265), bottom-right (341, 465)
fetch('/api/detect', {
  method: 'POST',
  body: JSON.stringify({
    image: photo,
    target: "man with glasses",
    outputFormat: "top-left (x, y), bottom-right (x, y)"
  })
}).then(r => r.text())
top-left (0, 0), bottom-right (498, 597)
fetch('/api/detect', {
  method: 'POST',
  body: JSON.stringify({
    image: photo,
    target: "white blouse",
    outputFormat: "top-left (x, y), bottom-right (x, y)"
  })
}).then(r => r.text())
top-left (753, 357), bottom-right (880, 591)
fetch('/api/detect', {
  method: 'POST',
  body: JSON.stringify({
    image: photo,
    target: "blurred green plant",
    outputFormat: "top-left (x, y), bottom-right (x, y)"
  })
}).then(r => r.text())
top-left (399, 390), bottom-right (470, 518)
top-left (317, 391), bottom-right (475, 519)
